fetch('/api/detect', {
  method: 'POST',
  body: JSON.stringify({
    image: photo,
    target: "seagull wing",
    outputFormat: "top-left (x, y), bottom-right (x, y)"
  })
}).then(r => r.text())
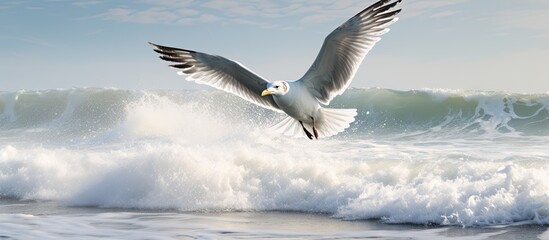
top-left (150, 42), bottom-right (281, 112)
top-left (300, 0), bottom-right (402, 105)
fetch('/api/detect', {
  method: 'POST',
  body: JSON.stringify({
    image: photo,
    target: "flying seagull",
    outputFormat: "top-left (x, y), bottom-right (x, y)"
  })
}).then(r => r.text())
top-left (149, 0), bottom-right (402, 140)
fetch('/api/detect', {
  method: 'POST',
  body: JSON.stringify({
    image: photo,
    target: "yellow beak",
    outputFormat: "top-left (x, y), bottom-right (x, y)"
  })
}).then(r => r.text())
top-left (261, 90), bottom-right (272, 97)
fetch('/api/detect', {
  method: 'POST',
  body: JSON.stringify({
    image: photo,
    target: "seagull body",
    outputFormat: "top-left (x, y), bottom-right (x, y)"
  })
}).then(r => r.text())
top-left (150, 0), bottom-right (402, 139)
top-left (268, 81), bottom-right (317, 121)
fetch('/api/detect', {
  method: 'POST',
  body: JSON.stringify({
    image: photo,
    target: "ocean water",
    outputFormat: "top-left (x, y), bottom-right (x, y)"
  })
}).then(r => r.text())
top-left (1, 87), bottom-right (548, 239)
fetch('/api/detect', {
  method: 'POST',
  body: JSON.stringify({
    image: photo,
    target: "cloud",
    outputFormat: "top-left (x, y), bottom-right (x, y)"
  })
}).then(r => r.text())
top-left (92, 0), bottom-right (548, 38)
top-left (97, 6), bottom-right (187, 24)
top-left (429, 10), bottom-right (460, 18)
top-left (0, 1), bottom-right (29, 11)
top-left (137, 0), bottom-right (193, 7)
top-left (398, 0), bottom-right (549, 39)
top-left (73, 0), bottom-right (104, 8)
top-left (176, 13), bottom-right (221, 25)
top-left (400, 0), bottom-right (472, 18)
top-left (94, 0), bottom-right (385, 28)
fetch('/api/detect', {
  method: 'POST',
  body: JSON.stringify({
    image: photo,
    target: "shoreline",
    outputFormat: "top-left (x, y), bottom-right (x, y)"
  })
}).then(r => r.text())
top-left (0, 199), bottom-right (547, 239)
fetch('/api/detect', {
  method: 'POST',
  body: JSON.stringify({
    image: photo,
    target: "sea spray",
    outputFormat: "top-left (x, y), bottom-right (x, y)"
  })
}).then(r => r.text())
top-left (1, 88), bottom-right (548, 226)
top-left (2, 88), bottom-right (548, 139)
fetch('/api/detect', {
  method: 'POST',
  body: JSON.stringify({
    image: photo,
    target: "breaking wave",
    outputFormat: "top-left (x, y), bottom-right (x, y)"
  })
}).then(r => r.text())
top-left (0, 88), bottom-right (548, 227)
top-left (1, 88), bottom-right (548, 139)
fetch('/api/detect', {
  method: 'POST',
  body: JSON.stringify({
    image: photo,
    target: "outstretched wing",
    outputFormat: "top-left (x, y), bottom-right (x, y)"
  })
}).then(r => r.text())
top-left (149, 42), bottom-right (281, 112)
top-left (300, 0), bottom-right (402, 105)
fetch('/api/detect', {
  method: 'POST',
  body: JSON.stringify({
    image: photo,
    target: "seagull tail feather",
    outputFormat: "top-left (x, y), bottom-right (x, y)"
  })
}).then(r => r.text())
top-left (269, 108), bottom-right (357, 139)
top-left (269, 116), bottom-right (305, 138)
top-left (315, 108), bottom-right (357, 138)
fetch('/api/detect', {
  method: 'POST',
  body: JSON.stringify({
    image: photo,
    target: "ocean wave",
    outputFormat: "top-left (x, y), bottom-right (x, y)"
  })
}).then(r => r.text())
top-left (0, 139), bottom-right (548, 227)
top-left (1, 88), bottom-right (548, 140)
top-left (1, 87), bottom-right (548, 227)
top-left (336, 88), bottom-right (549, 137)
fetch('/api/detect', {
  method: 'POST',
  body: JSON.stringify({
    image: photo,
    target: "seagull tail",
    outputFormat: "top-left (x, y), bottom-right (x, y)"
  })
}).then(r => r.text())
top-left (269, 108), bottom-right (357, 139)
top-left (315, 108), bottom-right (357, 138)
top-left (269, 116), bottom-right (305, 138)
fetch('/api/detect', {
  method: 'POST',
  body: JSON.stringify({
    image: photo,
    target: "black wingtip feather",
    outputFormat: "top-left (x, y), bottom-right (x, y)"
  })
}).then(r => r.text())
top-left (373, 9), bottom-right (402, 22)
top-left (169, 63), bottom-right (194, 69)
top-left (374, 1), bottom-right (401, 14)
top-left (159, 55), bottom-right (188, 63)
top-left (148, 41), bottom-right (198, 54)
top-left (354, 0), bottom-right (402, 21)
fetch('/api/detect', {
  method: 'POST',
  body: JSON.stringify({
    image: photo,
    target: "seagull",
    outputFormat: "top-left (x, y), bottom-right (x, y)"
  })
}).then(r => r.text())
top-left (149, 0), bottom-right (402, 140)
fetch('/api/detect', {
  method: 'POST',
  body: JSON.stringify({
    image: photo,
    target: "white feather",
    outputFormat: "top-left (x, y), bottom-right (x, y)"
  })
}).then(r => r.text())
top-left (300, 0), bottom-right (401, 105)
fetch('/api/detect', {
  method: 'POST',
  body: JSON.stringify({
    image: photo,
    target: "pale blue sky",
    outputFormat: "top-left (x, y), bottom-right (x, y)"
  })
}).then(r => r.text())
top-left (1, 0), bottom-right (548, 92)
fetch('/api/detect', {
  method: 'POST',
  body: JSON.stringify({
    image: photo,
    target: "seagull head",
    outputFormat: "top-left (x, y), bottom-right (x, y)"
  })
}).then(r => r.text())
top-left (261, 81), bottom-right (289, 97)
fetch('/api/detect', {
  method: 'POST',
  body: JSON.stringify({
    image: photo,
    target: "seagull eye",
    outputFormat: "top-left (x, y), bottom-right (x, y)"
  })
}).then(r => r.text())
top-left (275, 86), bottom-right (279, 89)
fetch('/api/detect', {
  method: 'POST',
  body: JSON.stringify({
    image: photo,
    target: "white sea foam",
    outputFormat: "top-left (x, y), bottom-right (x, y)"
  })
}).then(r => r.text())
top-left (1, 140), bottom-right (548, 227)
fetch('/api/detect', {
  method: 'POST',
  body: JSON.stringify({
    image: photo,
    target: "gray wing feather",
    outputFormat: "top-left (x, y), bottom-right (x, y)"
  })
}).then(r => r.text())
top-left (300, 0), bottom-right (402, 105)
top-left (149, 42), bottom-right (281, 112)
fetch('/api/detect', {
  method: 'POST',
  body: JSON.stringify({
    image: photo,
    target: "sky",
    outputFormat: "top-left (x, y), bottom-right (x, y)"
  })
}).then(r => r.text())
top-left (1, 0), bottom-right (548, 93)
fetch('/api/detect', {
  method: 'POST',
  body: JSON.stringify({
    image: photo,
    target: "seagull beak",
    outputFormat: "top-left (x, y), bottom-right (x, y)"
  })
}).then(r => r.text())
top-left (261, 90), bottom-right (272, 97)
